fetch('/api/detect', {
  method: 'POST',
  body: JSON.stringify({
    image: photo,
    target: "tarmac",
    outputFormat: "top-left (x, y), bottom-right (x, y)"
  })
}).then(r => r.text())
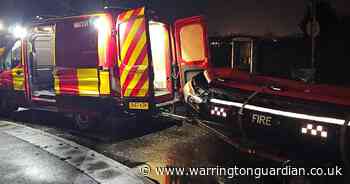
top-left (0, 120), bottom-right (154, 184)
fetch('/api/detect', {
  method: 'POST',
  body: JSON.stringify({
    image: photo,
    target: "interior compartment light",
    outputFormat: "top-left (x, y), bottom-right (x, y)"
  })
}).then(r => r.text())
top-left (10, 25), bottom-right (27, 39)
top-left (93, 16), bottom-right (109, 33)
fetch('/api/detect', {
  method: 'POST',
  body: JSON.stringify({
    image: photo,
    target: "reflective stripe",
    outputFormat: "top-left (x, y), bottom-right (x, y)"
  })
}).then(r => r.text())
top-left (11, 68), bottom-right (24, 91)
top-left (118, 7), bottom-right (145, 23)
top-left (77, 68), bottom-right (99, 96)
top-left (210, 98), bottom-right (348, 126)
top-left (117, 7), bottom-right (149, 97)
top-left (99, 70), bottom-right (111, 95)
top-left (97, 15), bottom-right (111, 67)
top-left (54, 73), bottom-right (60, 95)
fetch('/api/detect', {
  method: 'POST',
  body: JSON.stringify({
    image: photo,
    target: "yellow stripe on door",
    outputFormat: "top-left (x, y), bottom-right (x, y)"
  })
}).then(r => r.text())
top-left (120, 10), bottom-right (135, 22)
top-left (120, 31), bottom-right (147, 86)
top-left (121, 18), bottom-right (144, 60)
top-left (77, 68), bottom-right (99, 96)
top-left (124, 57), bottom-right (148, 97)
top-left (54, 74), bottom-right (61, 95)
top-left (137, 79), bottom-right (149, 97)
top-left (11, 68), bottom-right (24, 91)
top-left (99, 70), bottom-right (111, 95)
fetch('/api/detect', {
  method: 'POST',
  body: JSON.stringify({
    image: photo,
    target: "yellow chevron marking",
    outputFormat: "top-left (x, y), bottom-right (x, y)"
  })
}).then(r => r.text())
top-left (99, 70), bottom-right (111, 95)
top-left (137, 79), bottom-right (149, 97)
top-left (11, 68), bottom-right (24, 91)
top-left (138, 7), bottom-right (145, 16)
top-left (120, 18), bottom-right (144, 60)
top-left (120, 10), bottom-right (134, 22)
top-left (120, 31), bottom-right (146, 85)
top-left (124, 56), bottom-right (148, 97)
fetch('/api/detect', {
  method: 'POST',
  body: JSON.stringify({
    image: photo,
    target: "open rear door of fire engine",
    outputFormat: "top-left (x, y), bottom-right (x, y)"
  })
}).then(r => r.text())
top-left (174, 16), bottom-right (209, 90)
top-left (117, 7), bottom-right (154, 111)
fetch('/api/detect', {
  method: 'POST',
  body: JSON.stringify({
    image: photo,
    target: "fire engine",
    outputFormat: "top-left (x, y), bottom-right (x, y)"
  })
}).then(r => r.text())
top-left (183, 35), bottom-right (350, 169)
top-left (0, 7), bottom-right (209, 130)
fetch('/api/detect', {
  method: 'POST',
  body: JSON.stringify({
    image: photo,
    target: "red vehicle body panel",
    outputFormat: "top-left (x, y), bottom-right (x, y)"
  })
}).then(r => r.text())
top-left (174, 16), bottom-right (209, 90)
top-left (0, 7), bottom-right (209, 115)
top-left (0, 70), bottom-right (13, 89)
top-left (174, 16), bottom-right (209, 67)
top-left (210, 68), bottom-right (350, 107)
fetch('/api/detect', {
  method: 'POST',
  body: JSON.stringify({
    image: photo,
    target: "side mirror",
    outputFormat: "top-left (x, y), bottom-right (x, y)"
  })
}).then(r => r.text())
top-left (291, 68), bottom-right (315, 83)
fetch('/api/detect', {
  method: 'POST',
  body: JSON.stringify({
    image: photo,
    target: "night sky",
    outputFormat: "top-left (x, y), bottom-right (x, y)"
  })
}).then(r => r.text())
top-left (0, 0), bottom-right (349, 36)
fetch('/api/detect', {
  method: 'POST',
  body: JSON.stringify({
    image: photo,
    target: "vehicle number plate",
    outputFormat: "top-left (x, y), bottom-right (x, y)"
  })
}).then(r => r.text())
top-left (129, 102), bottom-right (149, 110)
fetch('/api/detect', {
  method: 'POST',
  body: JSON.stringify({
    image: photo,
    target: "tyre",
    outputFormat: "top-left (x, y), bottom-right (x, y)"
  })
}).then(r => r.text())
top-left (0, 98), bottom-right (18, 117)
top-left (74, 113), bottom-right (98, 131)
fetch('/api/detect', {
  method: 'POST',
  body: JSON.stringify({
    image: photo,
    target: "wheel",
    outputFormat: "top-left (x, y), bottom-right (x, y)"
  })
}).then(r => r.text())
top-left (165, 103), bottom-right (176, 114)
top-left (74, 113), bottom-right (98, 131)
top-left (0, 98), bottom-right (18, 117)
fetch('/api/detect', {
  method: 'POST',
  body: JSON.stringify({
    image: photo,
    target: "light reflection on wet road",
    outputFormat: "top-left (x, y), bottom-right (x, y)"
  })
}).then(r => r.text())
top-left (2, 109), bottom-right (295, 184)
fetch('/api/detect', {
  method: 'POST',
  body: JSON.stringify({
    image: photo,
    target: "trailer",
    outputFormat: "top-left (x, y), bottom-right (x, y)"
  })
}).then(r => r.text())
top-left (0, 6), bottom-right (209, 129)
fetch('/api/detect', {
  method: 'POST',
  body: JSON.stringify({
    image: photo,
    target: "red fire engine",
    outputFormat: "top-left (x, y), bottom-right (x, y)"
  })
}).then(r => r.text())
top-left (183, 35), bottom-right (350, 169)
top-left (0, 7), bottom-right (209, 129)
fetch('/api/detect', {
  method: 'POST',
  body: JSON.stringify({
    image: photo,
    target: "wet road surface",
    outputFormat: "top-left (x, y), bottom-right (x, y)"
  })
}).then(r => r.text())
top-left (0, 121), bottom-right (154, 184)
top-left (0, 131), bottom-right (98, 184)
top-left (1, 109), bottom-right (346, 184)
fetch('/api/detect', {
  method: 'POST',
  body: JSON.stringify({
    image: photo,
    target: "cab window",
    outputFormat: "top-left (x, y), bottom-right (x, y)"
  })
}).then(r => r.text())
top-left (11, 41), bottom-right (22, 67)
top-left (3, 51), bottom-right (12, 70)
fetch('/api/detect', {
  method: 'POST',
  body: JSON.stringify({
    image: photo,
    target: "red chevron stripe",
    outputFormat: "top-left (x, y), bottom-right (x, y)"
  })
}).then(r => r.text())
top-left (119, 7), bottom-right (144, 43)
top-left (118, 7), bottom-right (143, 23)
top-left (58, 69), bottom-right (78, 95)
top-left (130, 7), bottom-right (143, 18)
top-left (130, 69), bottom-right (149, 97)
top-left (121, 45), bottom-right (148, 95)
top-left (118, 12), bottom-right (128, 22)
top-left (119, 18), bottom-right (136, 48)
top-left (119, 19), bottom-right (145, 73)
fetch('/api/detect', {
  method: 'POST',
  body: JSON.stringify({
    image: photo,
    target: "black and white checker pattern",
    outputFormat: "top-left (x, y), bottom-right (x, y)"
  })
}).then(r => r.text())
top-left (210, 106), bottom-right (227, 117)
top-left (301, 124), bottom-right (327, 138)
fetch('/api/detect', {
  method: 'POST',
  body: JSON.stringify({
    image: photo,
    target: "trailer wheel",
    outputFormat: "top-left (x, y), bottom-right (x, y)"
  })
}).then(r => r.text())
top-left (0, 98), bottom-right (18, 117)
top-left (74, 113), bottom-right (98, 131)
